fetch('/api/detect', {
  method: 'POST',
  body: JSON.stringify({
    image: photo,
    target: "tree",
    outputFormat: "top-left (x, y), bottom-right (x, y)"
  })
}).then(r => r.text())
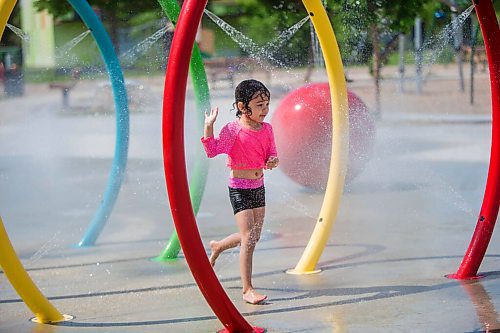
top-left (212, 0), bottom-right (438, 115)
top-left (34, 0), bottom-right (162, 53)
top-left (207, 0), bottom-right (311, 66)
top-left (327, 0), bottom-right (439, 115)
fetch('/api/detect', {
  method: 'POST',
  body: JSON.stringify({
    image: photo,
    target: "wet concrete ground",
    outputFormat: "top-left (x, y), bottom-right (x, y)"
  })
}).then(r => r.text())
top-left (1, 66), bottom-right (499, 332)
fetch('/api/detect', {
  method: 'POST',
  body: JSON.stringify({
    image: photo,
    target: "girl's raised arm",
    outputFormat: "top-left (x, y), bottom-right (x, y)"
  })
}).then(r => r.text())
top-left (204, 107), bottom-right (219, 139)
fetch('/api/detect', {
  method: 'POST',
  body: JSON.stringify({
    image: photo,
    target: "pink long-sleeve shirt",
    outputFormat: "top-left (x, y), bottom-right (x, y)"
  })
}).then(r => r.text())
top-left (201, 120), bottom-right (278, 170)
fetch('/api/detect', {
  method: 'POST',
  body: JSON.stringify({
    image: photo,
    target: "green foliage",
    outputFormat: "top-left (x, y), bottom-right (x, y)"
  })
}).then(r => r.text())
top-left (327, 0), bottom-right (431, 34)
top-left (34, 0), bottom-right (162, 22)
top-left (30, 0), bottom-right (497, 73)
top-left (206, 0), bottom-right (311, 65)
top-left (49, 19), bottom-right (167, 73)
top-left (31, 0), bottom-right (166, 73)
top-left (207, 0), bottom-right (444, 67)
top-left (386, 46), bottom-right (454, 66)
top-left (33, 0), bottom-right (73, 19)
top-left (54, 22), bottom-right (100, 67)
top-left (23, 68), bottom-right (58, 83)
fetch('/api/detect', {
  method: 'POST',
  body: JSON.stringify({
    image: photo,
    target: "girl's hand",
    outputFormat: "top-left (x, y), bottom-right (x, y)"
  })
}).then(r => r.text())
top-left (204, 107), bottom-right (218, 127)
top-left (266, 156), bottom-right (279, 170)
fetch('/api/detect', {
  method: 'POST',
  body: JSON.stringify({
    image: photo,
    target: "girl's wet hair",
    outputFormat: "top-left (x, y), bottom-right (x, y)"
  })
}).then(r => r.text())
top-left (232, 79), bottom-right (270, 118)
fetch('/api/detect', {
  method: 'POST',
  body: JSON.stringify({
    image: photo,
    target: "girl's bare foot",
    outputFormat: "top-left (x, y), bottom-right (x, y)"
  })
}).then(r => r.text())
top-left (209, 240), bottom-right (220, 267)
top-left (243, 289), bottom-right (267, 304)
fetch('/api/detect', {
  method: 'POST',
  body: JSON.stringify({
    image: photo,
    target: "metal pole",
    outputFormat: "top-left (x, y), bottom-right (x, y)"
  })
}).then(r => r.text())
top-left (451, 0), bottom-right (465, 91)
top-left (415, 17), bottom-right (423, 94)
top-left (398, 33), bottom-right (405, 92)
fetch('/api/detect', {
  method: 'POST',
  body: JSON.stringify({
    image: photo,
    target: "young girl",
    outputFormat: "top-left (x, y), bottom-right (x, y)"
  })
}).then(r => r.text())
top-left (201, 79), bottom-right (279, 305)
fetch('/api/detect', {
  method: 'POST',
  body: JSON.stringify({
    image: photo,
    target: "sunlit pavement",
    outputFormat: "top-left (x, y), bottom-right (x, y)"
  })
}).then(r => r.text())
top-left (1, 65), bottom-right (499, 332)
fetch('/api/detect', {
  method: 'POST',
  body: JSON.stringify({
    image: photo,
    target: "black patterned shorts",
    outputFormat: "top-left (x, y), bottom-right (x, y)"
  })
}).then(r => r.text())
top-left (228, 186), bottom-right (266, 215)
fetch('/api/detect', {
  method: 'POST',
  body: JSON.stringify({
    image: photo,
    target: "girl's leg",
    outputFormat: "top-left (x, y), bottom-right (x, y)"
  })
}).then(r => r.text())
top-left (209, 233), bottom-right (240, 266)
top-left (237, 206), bottom-right (266, 304)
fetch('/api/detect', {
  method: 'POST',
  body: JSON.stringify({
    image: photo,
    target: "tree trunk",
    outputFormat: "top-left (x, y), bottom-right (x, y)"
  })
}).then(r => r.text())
top-left (450, 0), bottom-right (465, 92)
top-left (102, 8), bottom-right (120, 54)
top-left (370, 23), bottom-right (381, 118)
top-left (470, 21), bottom-right (480, 105)
top-left (415, 16), bottom-right (423, 94)
top-left (304, 21), bottom-right (316, 83)
top-left (398, 34), bottom-right (405, 92)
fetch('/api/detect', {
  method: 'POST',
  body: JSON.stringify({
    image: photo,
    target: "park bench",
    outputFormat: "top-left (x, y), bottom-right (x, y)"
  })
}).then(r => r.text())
top-left (461, 45), bottom-right (487, 72)
top-left (203, 57), bottom-right (271, 88)
top-left (49, 68), bottom-right (81, 108)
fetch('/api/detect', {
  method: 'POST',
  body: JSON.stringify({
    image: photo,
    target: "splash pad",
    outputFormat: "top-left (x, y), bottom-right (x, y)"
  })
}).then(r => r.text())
top-left (1, 0), bottom-right (500, 332)
top-left (447, 0), bottom-right (500, 280)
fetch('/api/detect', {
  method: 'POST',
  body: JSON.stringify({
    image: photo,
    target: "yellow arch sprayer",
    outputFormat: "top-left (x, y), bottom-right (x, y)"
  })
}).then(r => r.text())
top-left (288, 0), bottom-right (349, 274)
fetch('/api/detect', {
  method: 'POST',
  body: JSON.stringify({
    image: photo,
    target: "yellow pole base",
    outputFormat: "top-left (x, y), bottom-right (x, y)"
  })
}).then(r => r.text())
top-left (286, 268), bottom-right (322, 275)
top-left (0, 217), bottom-right (68, 324)
top-left (31, 314), bottom-right (74, 324)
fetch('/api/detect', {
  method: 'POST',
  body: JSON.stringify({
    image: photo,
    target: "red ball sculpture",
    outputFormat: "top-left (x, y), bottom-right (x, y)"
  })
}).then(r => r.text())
top-left (271, 83), bottom-right (375, 190)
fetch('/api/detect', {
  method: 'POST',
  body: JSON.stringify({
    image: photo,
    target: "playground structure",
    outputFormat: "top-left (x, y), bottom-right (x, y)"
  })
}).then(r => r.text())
top-left (448, 0), bottom-right (500, 280)
top-left (0, 1), bottom-right (498, 331)
top-left (162, 0), bottom-right (350, 329)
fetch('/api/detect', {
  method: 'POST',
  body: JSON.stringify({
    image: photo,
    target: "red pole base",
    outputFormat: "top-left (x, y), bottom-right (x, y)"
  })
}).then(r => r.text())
top-left (217, 327), bottom-right (266, 333)
top-left (445, 273), bottom-right (484, 280)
